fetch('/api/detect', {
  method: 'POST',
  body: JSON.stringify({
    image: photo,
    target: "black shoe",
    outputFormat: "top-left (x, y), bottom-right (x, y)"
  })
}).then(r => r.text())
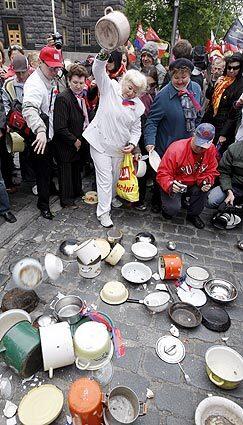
top-left (1, 211), bottom-right (17, 223)
top-left (162, 210), bottom-right (172, 220)
top-left (135, 203), bottom-right (147, 211)
top-left (40, 209), bottom-right (53, 220)
top-left (151, 204), bottom-right (161, 213)
top-left (187, 215), bottom-right (205, 229)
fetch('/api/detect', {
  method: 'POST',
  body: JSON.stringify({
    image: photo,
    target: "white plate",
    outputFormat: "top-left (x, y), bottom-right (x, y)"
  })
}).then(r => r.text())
top-left (226, 214), bottom-right (241, 229)
top-left (0, 309), bottom-right (31, 341)
top-left (121, 262), bottom-right (152, 284)
top-left (149, 150), bottom-right (161, 172)
top-left (156, 335), bottom-right (185, 363)
top-left (131, 242), bottom-right (157, 261)
top-left (177, 286), bottom-right (207, 307)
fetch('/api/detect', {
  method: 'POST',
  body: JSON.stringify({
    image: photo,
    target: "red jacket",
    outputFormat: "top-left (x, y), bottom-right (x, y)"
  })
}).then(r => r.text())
top-left (156, 137), bottom-right (219, 194)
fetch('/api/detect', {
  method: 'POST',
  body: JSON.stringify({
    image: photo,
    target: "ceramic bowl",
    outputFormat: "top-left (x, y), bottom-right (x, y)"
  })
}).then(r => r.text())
top-left (204, 279), bottom-right (238, 303)
top-left (121, 262), bottom-right (152, 284)
top-left (100, 281), bottom-right (129, 305)
top-left (12, 258), bottom-right (43, 290)
top-left (195, 396), bottom-right (243, 425)
top-left (131, 242), bottom-right (157, 261)
top-left (44, 253), bottom-right (63, 281)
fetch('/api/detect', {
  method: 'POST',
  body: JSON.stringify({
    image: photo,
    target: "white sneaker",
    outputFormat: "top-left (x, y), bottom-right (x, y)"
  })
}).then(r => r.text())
top-left (111, 197), bottom-right (123, 208)
top-left (98, 212), bottom-right (113, 228)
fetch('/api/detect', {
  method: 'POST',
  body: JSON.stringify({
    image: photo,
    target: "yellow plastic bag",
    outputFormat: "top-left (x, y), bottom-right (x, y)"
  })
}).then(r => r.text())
top-left (116, 154), bottom-right (139, 202)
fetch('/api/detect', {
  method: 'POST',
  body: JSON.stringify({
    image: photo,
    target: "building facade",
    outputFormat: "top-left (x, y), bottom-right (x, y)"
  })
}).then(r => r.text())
top-left (0, 0), bottom-right (125, 52)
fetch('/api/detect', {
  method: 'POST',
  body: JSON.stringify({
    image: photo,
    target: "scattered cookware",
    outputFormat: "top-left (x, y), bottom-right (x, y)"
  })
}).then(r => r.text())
top-left (95, 238), bottom-right (111, 260)
top-left (18, 384), bottom-right (64, 425)
top-left (76, 238), bottom-right (101, 265)
top-left (58, 239), bottom-right (81, 262)
top-left (135, 232), bottom-right (156, 245)
top-left (158, 254), bottom-right (182, 280)
top-left (39, 322), bottom-right (75, 378)
top-left (0, 309), bottom-right (31, 341)
top-left (126, 291), bottom-right (170, 313)
top-left (177, 285), bottom-right (207, 307)
top-left (105, 243), bottom-right (125, 266)
top-left (104, 386), bottom-right (147, 424)
top-left (185, 266), bottom-right (209, 289)
top-left (201, 305), bottom-right (231, 332)
top-left (107, 228), bottom-right (123, 246)
top-left (134, 159), bottom-right (147, 178)
top-left (68, 378), bottom-right (103, 425)
top-left (44, 253), bottom-right (63, 281)
top-left (82, 190), bottom-right (98, 204)
top-left (204, 279), bottom-right (238, 304)
top-left (0, 320), bottom-right (42, 378)
top-left (168, 302), bottom-right (202, 328)
top-left (131, 242), bottom-right (157, 261)
top-left (74, 321), bottom-right (113, 370)
top-left (156, 335), bottom-right (185, 364)
top-left (77, 255), bottom-right (102, 278)
top-left (149, 150), bottom-right (161, 172)
top-left (100, 281), bottom-right (129, 305)
top-left (12, 258), bottom-right (43, 290)
top-left (51, 295), bottom-right (83, 324)
top-left (195, 396), bottom-right (243, 425)
top-left (95, 7), bottom-right (130, 51)
top-left (167, 241), bottom-right (198, 260)
top-left (205, 346), bottom-right (243, 389)
top-left (1, 288), bottom-right (39, 313)
top-left (121, 262), bottom-right (152, 284)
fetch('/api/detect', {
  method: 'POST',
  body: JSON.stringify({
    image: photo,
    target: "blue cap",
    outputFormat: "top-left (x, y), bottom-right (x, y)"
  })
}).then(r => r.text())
top-left (194, 123), bottom-right (215, 149)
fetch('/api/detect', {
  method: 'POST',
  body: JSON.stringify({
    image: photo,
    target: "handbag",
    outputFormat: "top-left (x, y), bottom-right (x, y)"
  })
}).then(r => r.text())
top-left (116, 153), bottom-right (139, 202)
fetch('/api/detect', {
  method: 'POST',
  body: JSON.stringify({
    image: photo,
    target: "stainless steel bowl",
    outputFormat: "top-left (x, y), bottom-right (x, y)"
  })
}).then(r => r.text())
top-left (204, 279), bottom-right (238, 303)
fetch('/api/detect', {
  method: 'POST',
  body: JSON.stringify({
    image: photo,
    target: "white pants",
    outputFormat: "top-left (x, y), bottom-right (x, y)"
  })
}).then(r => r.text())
top-left (90, 146), bottom-right (123, 217)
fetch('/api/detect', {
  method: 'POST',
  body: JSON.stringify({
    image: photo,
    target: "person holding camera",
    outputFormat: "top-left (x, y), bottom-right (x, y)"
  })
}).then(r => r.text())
top-left (156, 123), bottom-right (219, 229)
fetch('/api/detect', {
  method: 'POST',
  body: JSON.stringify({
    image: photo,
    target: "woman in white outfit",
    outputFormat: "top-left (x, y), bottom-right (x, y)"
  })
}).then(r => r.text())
top-left (83, 50), bottom-right (146, 227)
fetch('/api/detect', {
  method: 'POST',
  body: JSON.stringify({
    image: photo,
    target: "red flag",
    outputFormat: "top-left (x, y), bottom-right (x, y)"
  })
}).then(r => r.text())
top-left (134, 24), bottom-right (146, 50)
top-left (145, 27), bottom-right (161, 42)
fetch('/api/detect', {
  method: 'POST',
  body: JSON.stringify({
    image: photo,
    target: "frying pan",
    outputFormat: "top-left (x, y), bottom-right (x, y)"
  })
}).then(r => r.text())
top-left (200, 304), bottom-right (231, 332)
top-left (169, 302), bottom-right (202, 328)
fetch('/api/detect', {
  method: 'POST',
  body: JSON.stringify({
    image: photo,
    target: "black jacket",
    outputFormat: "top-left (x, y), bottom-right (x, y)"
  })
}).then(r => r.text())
top-left (53, 88), bottom-right (86, 163)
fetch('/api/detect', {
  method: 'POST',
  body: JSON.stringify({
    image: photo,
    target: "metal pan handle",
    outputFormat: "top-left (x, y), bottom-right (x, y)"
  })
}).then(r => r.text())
top-left (126, 298), bottom-right (143, 304)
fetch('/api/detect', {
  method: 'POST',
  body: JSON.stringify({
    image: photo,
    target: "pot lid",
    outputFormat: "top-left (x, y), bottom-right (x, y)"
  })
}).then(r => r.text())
top-left (100, 281), bottom-right (129, 305)
top-left (18, 384), bottom-right (64, 425)
top-left (95, 239), bottom-right (111, 260)
top-left (0, 309), bottom-right (31, 341)
top-left (156, 335), bottom-right (185, 363)
top-left (177, 286), bottom-right (207, 307)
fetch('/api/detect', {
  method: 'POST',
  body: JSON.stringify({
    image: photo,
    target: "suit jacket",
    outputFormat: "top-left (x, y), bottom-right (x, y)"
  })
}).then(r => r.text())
top-left (53, 88), bottom-right (86, 163)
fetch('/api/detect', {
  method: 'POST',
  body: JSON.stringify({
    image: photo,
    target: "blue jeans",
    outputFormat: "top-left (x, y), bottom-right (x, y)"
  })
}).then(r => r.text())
top-left (0, 161), bottom-right (10, 214)
top-left (207, 185), bottom-right (243, 208)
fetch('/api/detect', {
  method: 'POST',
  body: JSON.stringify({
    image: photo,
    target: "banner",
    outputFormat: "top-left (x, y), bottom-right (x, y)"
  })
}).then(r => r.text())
top-left (224, 18), bottom-right (243, 50)
top-left (145, 27), bottom-right (161, 42)
top-left (134, 24), bottom-right (146, 50)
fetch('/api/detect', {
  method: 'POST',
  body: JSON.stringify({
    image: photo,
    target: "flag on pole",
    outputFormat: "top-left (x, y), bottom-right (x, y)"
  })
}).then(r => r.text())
top-left (134, 24), bottom-right (146, 50)
top-left (224, 18), bottom-right (243, 50)
top-left (126, 40), bottom-right (137, 62)
top-left (145, 27), bottom-right (161, 42)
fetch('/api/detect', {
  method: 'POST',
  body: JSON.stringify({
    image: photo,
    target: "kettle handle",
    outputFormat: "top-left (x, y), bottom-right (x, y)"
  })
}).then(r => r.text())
top-left (209, 372), bottom-right (225, 386)
top-left (138, 402), bottom-right (147, 416)
top-left (104, 6), bottom-right (114, 15)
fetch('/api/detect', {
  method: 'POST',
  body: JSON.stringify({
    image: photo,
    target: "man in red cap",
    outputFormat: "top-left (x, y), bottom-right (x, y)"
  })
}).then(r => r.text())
top-left (22, 46), bottom-right (63, 219)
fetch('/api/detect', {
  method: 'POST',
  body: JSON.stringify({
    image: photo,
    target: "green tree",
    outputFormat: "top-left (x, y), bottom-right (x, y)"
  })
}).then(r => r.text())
top-left (125, 0), bottom-right (242, 46)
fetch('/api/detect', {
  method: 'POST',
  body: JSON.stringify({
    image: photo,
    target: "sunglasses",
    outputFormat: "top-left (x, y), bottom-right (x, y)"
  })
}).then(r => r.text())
top-left (227, 65), bottom-right (240, 71)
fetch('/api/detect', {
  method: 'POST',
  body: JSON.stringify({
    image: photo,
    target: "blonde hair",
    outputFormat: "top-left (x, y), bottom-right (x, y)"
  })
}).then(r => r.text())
top-left (121, 70), bottom-right (147, 96)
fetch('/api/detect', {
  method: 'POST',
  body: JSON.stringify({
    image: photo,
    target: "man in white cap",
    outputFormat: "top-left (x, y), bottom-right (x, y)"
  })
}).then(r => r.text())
top-left (22, 46), bottom-right (63, 219)
top-left (156, 123), bottom-right (219, 228)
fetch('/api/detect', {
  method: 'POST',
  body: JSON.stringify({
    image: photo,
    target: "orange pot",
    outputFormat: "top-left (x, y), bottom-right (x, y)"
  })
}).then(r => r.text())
top-left (68, 378), bottom-right (103, 425)
top-left (158, 254), bottom-right (182, 280)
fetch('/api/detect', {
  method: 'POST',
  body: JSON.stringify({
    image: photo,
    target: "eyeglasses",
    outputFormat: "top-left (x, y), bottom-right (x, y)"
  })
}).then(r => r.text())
top-left (43, 61), bottom-right (62, 72)
top-left (227, 65), bottom-right (240, 71)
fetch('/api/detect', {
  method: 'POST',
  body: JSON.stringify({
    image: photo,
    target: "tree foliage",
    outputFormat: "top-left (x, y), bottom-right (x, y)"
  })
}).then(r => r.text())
top-left (125, 0), bottom-right (242, 46)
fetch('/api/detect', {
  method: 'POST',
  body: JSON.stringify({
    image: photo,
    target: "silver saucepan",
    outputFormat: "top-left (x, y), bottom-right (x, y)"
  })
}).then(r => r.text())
top-left (126, 291), bottom-right (170, 313)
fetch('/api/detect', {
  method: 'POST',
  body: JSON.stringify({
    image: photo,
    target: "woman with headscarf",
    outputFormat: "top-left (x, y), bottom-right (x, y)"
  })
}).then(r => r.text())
top-left (202, 53), bottom-right (243, 153)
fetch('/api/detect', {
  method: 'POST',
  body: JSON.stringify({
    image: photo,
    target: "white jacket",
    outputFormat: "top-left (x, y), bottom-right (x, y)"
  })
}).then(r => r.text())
top-left (83, 58), bottom-right (145, 157)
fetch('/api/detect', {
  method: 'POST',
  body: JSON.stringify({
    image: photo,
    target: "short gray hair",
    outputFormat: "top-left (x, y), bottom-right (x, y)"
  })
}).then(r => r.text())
top-left (121, 69), bottom-right (147, 96)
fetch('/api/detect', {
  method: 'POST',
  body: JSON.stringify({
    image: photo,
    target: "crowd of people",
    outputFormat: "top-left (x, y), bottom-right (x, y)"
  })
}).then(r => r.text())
top-left (0, 37), bottom-right (242, 231)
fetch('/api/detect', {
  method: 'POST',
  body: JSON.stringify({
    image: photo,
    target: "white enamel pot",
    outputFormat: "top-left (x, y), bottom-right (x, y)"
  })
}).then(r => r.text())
top-left (77, 255), bottom-right (101, 279)
top-left (95, 7), bottom-right (130, 51)
top-left (185, 266), bottom-right (209, 289)
top-left (76, 239), bottom-right (101, 265)
top-left (39, 322), bottom-right (75, 378)
top-left (105, 243), bottom-right (125, 266)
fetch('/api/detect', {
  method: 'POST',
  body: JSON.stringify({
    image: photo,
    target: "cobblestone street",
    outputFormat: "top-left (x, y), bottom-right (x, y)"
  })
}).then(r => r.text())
top-left (0, 181), bottom-right (243, 425)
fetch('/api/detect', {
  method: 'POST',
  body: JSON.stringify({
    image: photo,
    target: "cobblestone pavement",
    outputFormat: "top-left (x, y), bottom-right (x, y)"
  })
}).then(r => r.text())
top-left (0, 180), bottom-right (243, 425)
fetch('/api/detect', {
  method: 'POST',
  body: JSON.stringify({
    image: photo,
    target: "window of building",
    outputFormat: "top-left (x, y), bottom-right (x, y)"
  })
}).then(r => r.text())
top-left (80, 3), bottom-right (90, 17)
top-left (61, 0), bottom-right (67, 15)
top-left (62, 26), bottom-right (67, 45)
top-left (81, 28), bottom-right (91, 46)
top-left (5, 0), bottom-right (17, 9)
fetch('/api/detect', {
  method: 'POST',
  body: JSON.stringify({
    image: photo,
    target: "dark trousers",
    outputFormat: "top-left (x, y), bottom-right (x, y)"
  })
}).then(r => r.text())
top-left (161, 184), bottom-right (208, 217)
top-left (30, 145), bottom-right (51, 211)
top-left (57, 161), bottom-right (82, 206)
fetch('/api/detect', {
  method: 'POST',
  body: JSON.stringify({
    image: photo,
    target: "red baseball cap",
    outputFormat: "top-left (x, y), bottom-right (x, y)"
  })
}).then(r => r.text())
top-left (39, 46), bottom-right (63, 68)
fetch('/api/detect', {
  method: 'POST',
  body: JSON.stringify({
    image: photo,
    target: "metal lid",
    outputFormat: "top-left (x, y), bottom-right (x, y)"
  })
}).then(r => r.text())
top-left (156, 335), bottom-right (185, 363)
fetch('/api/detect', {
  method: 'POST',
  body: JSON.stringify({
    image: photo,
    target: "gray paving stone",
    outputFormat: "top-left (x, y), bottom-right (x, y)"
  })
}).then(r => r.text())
top-left (166, 415), bottom-right (193, 425)
top-left (113, 346), bottom-right (143, 373)
top-left (155, 383), bottom-right (197, 419)
top-left (143, 351), bottom-right (180, 384)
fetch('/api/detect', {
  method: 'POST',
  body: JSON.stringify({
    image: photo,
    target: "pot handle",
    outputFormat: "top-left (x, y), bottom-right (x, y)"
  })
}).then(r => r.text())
top-left (80, 266), bottom-right (92, 273)
top-left (104, 6), bottom-right (113, 15)
top-left (126, 298), bottom-right (143, 304)
top-left (138, 402), bottom-right (147, 416)
top-left (209, 372), bottom-right (225, 386)
top-left (75, 357), bottom-right (90, 370)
